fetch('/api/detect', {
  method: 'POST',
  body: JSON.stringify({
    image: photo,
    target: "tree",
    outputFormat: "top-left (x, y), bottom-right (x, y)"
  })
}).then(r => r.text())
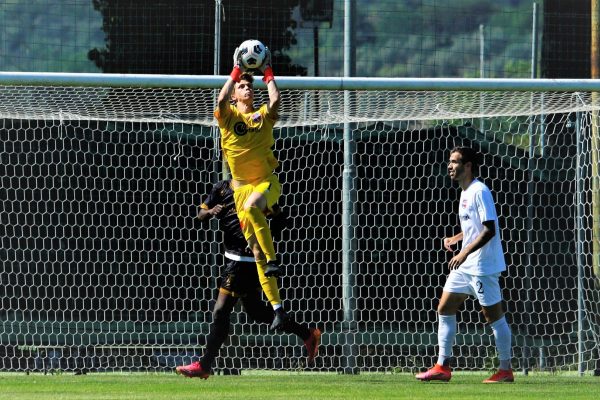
top-left (89, 0), bottom-right (306, 76)
top-left (541, 0), bottom-right (590, 78)
top-left (540, 1), bottom-right (590, 160)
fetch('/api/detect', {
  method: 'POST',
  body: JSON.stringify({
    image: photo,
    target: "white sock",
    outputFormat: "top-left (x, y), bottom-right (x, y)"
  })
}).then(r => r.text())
top-left (491, 316), bottom-right (512, 370)
top-left (437, 314), bottom-right (456, 366)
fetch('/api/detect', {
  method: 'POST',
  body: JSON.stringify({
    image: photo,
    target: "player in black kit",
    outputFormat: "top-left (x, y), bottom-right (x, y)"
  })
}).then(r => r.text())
top-left (176, 180), bottom-right (321, 379)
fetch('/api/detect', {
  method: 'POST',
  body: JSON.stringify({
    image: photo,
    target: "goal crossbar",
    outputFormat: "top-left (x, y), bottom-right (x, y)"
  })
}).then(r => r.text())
top-left (2, 72), bottom-right (600, 126)
top-left (4, 71), bottom-right (600, 92)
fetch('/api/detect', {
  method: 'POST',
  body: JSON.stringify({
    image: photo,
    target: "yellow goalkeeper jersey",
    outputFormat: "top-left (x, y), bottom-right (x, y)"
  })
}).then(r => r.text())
top-left (214, 103), bottom-right (278, 183)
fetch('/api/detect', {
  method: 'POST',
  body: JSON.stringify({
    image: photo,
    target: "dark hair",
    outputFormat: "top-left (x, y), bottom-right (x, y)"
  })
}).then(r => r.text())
top-left (450, 146), bottom-right (480, 175)
top-left (239, 72), bottom-right (254, 83)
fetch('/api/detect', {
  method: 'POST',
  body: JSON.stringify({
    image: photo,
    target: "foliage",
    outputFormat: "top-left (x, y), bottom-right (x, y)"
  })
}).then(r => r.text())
top-left (0, 0), bottom-right (550, 77)
top-left (0, 0), bottom-right (103, 72)
top-left (288, 0), bottom-right (537, 78)
top-left (89, 0), bottom-right (306, 75)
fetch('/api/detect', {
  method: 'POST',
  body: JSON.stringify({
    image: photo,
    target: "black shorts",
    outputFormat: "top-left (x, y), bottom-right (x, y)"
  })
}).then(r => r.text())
top-left (219, 258), bottom-right (261, 297)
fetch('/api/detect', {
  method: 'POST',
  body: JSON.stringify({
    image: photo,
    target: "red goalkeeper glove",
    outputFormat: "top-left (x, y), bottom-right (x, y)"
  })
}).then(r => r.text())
top-left (230, 47), bottom-right (246, 82)
top-left (259, 47), bottom-right (274, 84)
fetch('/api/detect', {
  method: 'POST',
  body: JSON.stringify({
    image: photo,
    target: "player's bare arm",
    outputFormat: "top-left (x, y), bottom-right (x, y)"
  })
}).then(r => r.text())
top-left (266, 79), bottom-right (280, 116)
top-left (217, 45), bottom-right (248, 117)
top-left (198, 204), bottom-right (224, 221)
top-left (448, 220), bottom-right (495, 269)
top-left (258, 46), bottom-right (279, 117)
top-left (217, 79), bottom-right (236, 118)
top-left (443, 232), bottom-right (463, 252)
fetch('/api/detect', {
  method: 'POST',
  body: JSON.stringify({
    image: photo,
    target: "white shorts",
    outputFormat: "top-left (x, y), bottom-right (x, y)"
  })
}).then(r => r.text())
top-left (443, 270), bottom-right (503, 306)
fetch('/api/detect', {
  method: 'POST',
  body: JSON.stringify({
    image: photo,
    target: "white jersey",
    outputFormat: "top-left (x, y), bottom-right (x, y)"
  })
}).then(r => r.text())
top-left (457, 179), bottom-right (506, 275)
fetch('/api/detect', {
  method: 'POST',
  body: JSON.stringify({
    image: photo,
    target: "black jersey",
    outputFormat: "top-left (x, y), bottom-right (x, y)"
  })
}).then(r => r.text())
top-left (201, 180), bottom-right (252, 257)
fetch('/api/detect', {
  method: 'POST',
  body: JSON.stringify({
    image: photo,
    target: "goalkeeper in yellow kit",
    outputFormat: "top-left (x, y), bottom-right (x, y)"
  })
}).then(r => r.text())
top-left (213, 45), bottom-right (288, 330)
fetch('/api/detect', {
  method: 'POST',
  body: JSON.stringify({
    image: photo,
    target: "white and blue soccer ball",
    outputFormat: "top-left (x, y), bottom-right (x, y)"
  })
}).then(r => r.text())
top-left (239, 39), bottom-right (267, 70)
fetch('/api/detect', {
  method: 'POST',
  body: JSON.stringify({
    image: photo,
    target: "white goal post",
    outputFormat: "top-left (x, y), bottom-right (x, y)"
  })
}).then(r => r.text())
top-left (0, 72), bottom-right (598, 375)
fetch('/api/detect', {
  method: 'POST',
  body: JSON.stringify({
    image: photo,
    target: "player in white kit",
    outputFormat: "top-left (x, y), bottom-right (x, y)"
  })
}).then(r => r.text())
top-left (415, 146), bottom-right (514, 383)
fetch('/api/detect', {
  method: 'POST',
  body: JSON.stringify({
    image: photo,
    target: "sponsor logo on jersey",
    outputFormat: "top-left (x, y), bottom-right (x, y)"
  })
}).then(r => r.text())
top-left (234, 121), bottom-right (248, 136)
top-left (233, 120), bottom-right (263, 136)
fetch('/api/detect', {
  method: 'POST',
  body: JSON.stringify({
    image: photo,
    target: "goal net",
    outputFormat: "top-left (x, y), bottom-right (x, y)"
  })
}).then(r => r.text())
top-left (0, 74), bottom-right (599, 374)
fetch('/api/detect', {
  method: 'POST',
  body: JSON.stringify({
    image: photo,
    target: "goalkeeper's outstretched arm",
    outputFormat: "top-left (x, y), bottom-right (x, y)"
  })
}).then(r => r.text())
top-left (266, 79), bottom-right (280, 118)
top-left (259, 47), bottom-right (280, 117)
top-left (217, 46), bottom-right (246, 117)
top-left (217, 79), bottom-right (236, 118)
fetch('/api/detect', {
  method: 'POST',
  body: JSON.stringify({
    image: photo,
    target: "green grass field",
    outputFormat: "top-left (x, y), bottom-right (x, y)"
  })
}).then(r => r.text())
top-left (0, 371), bottom-right (598, 400)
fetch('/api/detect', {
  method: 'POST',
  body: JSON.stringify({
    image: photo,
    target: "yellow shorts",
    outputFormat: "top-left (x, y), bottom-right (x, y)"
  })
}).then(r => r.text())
top-left (234, 174), bottom-right (281, 238)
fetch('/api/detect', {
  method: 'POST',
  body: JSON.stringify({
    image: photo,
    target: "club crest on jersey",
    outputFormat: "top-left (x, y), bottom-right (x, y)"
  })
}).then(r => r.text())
top-left (461, 199), bottom-right (468, 209)
top-left (251, 112), bottom-right (262, 122)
